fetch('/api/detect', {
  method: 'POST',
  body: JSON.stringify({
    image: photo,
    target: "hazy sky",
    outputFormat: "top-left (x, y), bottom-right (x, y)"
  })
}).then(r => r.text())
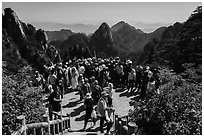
top-left (2, 2), bottom-right (201, 31)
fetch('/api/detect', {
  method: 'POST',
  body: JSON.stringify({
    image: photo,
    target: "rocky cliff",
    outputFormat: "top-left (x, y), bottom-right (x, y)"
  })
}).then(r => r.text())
top-left (2, 8), bottom-right (61, 73)
top-left (52, 33), bottom-right (92, 62)
top-left (90, 22), bottom-right (116, 57)
top-left (137, 6), bottom-right (202, 72)
top-left (111, 21), bottom-right (165, 60)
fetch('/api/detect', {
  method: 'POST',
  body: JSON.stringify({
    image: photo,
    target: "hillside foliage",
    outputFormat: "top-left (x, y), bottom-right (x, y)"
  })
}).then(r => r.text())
top-left (130, 64), bottom-right (202, 135)
top-left (2, 64), bottom-right (45, 135)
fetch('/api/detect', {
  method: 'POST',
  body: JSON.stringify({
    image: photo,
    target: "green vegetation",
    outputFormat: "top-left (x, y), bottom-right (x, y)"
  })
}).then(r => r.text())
top-left (2, 64), bottom-right (45, 135)
top-left (130, 64), bottom-right (201, 135)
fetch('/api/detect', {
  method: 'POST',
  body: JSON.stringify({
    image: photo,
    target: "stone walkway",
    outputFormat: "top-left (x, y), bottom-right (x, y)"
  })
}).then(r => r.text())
top-left (61, 88), bottom-right (135, 135)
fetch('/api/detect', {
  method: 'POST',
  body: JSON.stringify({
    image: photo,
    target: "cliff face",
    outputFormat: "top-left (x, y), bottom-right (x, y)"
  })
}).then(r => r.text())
top-left (138, 6), bottom-right (202, 72)
top-left (3, 8), bottom-right (25, 45)
top-left (90, 22), bottom-right (115, 57)
top-left (2, 8), bottom-right (61, 73)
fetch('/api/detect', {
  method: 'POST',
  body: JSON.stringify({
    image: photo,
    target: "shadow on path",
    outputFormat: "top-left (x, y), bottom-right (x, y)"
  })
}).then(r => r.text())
top-left (119, 89), bottom-right (136, 98)
top-left (130, 94), bottom-right (140, 102)
top-left (62, 100), bottom-right (82, 108)
top-left (75, 114), bottom-right (85, 122)
top-left (115, 88), bottom-right (125, 93)
top-left (70, 105), bottom-right (85, 117)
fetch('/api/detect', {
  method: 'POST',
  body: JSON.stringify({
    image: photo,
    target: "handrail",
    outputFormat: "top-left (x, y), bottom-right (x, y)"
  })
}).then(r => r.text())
top-left (12, 125), bottom-right (27, 135)
top-left (12, 113), bottom-right (71, 135)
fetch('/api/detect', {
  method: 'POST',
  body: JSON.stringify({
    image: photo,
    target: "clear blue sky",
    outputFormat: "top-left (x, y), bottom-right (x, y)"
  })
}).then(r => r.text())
top-left (2, 2), bottom-right (201, 27)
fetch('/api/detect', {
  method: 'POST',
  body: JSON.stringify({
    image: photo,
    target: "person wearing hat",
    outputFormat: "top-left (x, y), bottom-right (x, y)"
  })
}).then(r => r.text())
top-left (97, 91), bottom-right (112, 134)
top-left (83, 93), bottom-right (95, 131)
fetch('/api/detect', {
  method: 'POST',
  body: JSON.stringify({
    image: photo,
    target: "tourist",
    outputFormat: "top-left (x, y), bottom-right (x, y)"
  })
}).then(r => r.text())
top-left (47, 69), bottom-right (57, 87)
top-left (81, 78), bottom-right (91, 98)
top-left (128, 68), bottom-right (136, 93)
top-left (47, 80), bottom-right (62, 120)
top-left (91, 80), bottom-right (102, 105)
top-left (104, 83), bottom-right (114, 107)
top-left (71, 67), bottom-right (79, 90)
top-left (97, 91), bottom-right (111, 134)
top-left (140, 66), bottom-right (152, 99)
top-left (135, 66), bottom-right (143, 92)
top-left (83, 93), bottom-right (95, 131)
top-left (78, 74), bottom-right (84, 101)
top-left (115, 63), bottom-right (124, 87)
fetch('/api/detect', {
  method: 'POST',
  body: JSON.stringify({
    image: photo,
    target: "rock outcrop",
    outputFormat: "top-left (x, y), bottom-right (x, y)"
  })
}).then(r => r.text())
top-left (90, 22), bottom-right (115, 57)
top-left (138, 6), bottom-right (202, 72)
top-left (52, 33), bottom-right (91, 61)
top-left (3, 8), bottom-right (25, 45)
top-left (2, 8), bottom-right (61, 73)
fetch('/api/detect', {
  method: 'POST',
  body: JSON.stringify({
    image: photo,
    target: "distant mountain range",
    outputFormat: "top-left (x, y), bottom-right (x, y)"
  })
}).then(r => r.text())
top-left (3, 6), bottom-right (201, 72)
top-left (32, 22), bottom-right (98, 34)
top-left (46, 29), bottom-right (74, 42)
top-left (32, 21), bottom-right (170, 34)
top-left (47, 20), bottom-right (166, 61)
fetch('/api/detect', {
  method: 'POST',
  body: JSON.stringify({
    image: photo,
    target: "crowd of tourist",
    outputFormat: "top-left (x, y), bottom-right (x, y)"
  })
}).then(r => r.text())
top-left (34, 57), bottom-right (160, 134)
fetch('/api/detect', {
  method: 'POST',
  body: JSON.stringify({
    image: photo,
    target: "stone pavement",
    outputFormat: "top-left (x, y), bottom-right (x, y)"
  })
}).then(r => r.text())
top-left (61, 88), bottom-right (134, 135)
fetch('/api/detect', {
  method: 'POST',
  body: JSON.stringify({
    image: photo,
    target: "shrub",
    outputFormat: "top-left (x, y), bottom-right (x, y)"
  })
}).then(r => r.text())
top-left (131, 66), bottom-right (202, 135)
top-left (2, 66), bottom-right (45, 135)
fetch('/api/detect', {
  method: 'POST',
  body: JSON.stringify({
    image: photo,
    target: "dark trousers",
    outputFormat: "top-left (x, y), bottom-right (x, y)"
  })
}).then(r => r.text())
top-left (100, 116), bottom-right (113, 133)
top-left (140, 84), bottom-right (147, 99)
top-left (84, 107), bottom-right (94, 128)
top-left (79, 89), bottom-right (84, 100)
top-left (128, 80), bottom-right (135, 92)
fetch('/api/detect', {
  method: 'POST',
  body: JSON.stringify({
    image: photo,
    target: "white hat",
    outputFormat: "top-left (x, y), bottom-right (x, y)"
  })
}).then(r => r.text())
top-left (101, 91), bottom-right (109, 97)
top-left (85, 93), bottom-right (92, 99)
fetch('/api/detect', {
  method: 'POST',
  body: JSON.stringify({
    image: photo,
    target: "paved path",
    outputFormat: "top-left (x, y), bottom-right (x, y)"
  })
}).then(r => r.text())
top-left (61, 88), bottom-right (135, 135)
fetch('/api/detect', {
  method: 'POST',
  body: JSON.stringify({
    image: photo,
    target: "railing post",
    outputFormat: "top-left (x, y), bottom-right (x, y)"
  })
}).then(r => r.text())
top-left (55, 121), bottom-right (59, 134)
top-left (112, 110), bottom-right (115, 134)
top-left (43, 115), bottom-right (50, 134)
top-left (121, 117), bottom-right (127, 126)
top-left (115, 114), bottom-right (118, 134)
top-left (127, 121), bottom-right (137, 135)
top-left (40, 127), bottom-right (44, 135)
top-left (67, 113), bottom-right (71, 130)
top-left (17, 115), bottom-right (26, 135)
top-left (118, 120), bottom-right (122, 135)
top-left (59, 115), bottom-right (63, 134)
top-left (122, 125), bottom-right (128, 135)
top-left (33, 128), bottom-right (36, 135)
top-left (64, 119), bottom-right (68, 130)
top-left (51, 123), bottom-right (55, 135)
